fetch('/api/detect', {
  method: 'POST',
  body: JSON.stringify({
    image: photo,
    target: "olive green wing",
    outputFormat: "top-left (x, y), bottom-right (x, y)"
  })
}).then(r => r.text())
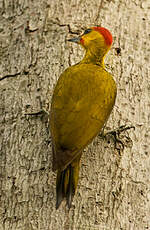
top-left (50, 65), bottom-right (116, 171)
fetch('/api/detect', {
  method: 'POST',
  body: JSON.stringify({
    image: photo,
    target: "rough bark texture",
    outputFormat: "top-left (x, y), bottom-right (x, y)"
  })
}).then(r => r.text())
top-left (0, 0), bottom-right (149, 229)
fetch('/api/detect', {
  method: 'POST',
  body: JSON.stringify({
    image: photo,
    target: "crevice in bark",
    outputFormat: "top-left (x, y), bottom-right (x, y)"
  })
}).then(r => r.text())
top-left (0, 71), bottom-right (21, 81)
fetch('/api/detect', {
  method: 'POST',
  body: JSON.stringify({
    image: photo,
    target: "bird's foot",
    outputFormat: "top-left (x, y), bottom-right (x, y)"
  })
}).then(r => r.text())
top-left (102, 125), bottom-right (135, 154)
top-left (24, 108), bottom-right (49, 116)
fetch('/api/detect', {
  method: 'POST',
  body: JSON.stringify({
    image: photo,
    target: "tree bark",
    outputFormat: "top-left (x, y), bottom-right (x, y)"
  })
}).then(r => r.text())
top-left (0, 0), bottom-right (149, 229)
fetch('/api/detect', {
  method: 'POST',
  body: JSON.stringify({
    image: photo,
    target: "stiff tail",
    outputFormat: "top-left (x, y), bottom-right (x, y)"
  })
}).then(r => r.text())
top-left (56, 156), bottom-right (80, 209)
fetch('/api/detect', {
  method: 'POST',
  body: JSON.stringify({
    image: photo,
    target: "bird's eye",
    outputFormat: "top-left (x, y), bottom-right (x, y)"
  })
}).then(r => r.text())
top-left (83, 29), bottom-right (92, 35)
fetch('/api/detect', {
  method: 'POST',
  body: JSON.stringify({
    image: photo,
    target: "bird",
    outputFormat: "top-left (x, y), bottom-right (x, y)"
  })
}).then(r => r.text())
top-left (50, 26), bottom-right (117, 209)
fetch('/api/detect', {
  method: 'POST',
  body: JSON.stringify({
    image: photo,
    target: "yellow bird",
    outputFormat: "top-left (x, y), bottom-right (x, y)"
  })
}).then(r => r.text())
top-left (50, 26), bottom-right (117, 209)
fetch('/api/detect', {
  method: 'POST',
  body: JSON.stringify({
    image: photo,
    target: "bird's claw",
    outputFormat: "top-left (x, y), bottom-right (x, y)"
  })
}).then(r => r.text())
top-left (24, 108), bottom-right (49, 116)
top-left (103, 125), bottom-right (135, 154)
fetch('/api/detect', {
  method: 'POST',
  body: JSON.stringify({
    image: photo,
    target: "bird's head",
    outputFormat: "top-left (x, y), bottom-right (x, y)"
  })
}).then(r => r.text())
top-left (68, 26), bottom-right (113, 60)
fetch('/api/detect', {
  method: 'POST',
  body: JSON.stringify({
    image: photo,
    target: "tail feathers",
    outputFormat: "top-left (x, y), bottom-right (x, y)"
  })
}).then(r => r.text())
top-left (56, 169), bottom-right (66, 209)
top-left (66, 165), bottom-right (74, 208)
top-left (56, 162), bottom-right (79, 209)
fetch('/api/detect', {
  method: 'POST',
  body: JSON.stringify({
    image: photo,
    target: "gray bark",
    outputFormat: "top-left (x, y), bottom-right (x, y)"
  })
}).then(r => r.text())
top-left (0, 0), bottom-right (149, 229)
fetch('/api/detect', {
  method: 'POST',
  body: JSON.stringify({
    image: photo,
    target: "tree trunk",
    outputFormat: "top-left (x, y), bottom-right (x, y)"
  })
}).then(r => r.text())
top-left (0, 0), bottom-right (149, 229)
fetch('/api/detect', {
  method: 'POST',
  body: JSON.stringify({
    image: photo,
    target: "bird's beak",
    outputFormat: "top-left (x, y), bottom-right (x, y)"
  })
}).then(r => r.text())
top-left (67, 37), bottom-right (81, 43)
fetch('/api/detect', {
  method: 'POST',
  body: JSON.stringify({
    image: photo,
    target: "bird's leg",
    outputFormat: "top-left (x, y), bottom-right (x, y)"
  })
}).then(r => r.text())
top-left (100, 125), bottom-right (135, 154)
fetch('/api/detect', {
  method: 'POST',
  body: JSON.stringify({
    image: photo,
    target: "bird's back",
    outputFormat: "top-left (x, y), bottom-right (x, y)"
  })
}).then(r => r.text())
top-left (50, 63), bottom-right (117, 171)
